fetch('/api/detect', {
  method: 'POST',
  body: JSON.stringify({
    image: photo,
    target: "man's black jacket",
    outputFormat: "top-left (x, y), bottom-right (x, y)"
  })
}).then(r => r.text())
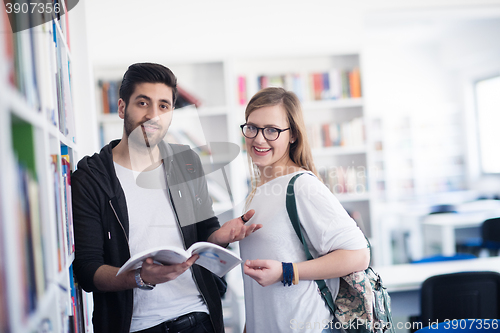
top-left (72, 139), bottom-right (224, 333)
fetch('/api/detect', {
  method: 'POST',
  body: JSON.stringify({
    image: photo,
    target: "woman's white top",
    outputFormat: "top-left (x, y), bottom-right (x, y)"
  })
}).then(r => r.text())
top-left (239, 171), bottom-right (367, 333)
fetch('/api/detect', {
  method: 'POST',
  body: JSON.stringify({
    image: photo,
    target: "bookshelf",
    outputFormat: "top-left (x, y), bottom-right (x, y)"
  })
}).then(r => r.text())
top-left (233, 54), bottom-right (373, 238)
top-left (94, 56), bottom-right (370, 228)
top-left (368, 111), bottom-right (466, 204)
top-left (0, 4), bottom-right (91, 333)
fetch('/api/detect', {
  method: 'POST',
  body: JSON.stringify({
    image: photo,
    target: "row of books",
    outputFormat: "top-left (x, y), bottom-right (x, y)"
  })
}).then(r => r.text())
top-left (11, 148), bottom-right (76, 323)
top-left (318, 165), bottom-right (368, 195)
top-left (68, 266), bottom-right (87, 333)
top-left (56, 147), bottom-right (75, 263)
top-left (98, 79), bottom-right (203, 114)
top-left (2, 6), bottom-right (90, 332)
top-left (237, 68), bottom-right (362, 105)
top-left (9, 121), bottom-right (46, 320)
top-left (10, 152), bottom-right (76, 327)
top-left (307, 117), bottom-right (365, 149)
top-left (50, 148), bottom-right (75, 274)
top-left (98, 80), bottom-right (120, 114)
top-left (15, 163), bottom-right (45, 318)
top-left (2, 9), bottom-right (75, 140)
top-left (34, 267), bottom-right (89, 333)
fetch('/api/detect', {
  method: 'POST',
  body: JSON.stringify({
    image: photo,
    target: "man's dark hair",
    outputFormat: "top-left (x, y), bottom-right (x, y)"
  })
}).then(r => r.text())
top-left (119, 62), bottom-right (178, 106)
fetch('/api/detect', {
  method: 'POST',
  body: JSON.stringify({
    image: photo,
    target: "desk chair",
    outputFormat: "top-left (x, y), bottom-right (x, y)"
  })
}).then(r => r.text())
top-left (482, 217), bottom-right (500, 256)
top-left (457, 217), bottom-right (500, 256)
top-left (420, 271), bottom-right (500, 325)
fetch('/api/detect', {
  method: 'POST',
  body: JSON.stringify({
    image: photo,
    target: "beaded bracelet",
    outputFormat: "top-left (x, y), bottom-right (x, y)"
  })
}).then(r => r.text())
top-left (282, 262), bottom-right (293, 286)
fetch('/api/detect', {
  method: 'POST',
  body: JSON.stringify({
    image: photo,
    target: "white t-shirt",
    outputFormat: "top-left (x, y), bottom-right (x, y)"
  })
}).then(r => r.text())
top-left (114, 162), bottom-right (209, 332)
top-left (239, 171), bottom-right (367, 333)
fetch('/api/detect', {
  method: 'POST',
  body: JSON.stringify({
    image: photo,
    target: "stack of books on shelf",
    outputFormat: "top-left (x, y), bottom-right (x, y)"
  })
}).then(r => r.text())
top-left (318, 165), bottom-right (368, 196)
top-left (98, 79), bottom-right (202, 113)
top-left (3, 11), bottom-right (74, 140)
top-left (307, 117), bottom-right (365, 149)
top-left (1, 3), bottom-right (89, 331)
top-left (49, 147), bottom-right (75, 274)
top-left (237, 67), bottom-right (361, 105)
top-left (15, 163), bottom-right (44, 317)
top-left (11, 121), bottom-right (47, 318)
top-left (50, 154), bottom-right (65, 271)
top-left (98, 80), bottom-right (120, 114)
top-left (68, 266), bottom-right (86, 333)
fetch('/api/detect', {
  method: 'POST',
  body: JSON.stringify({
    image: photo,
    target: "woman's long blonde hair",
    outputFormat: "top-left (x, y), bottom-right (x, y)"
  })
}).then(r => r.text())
top-left (244, 87), bottom-right (319, 207)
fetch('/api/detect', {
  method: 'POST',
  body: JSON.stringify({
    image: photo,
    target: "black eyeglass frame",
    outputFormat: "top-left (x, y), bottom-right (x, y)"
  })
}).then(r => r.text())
top-left (240, 124), bottom-right (291, 141)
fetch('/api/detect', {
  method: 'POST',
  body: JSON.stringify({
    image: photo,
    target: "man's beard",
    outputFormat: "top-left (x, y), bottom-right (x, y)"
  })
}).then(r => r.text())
top-left (123, 107), bottom-right (169, 149)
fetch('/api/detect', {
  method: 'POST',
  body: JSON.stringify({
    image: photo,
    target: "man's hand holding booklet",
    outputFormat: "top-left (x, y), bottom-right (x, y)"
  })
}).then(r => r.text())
top-left (116, 242), bottom-right (242, 277)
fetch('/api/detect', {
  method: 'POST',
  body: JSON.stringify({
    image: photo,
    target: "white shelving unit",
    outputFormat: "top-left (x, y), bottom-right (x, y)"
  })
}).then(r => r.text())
top-left (232, 54), bottom-right (373, 237)
top-left (94, 55), bottom-right (371, 227)
top-left (0, 4), bottom-right (92, 333)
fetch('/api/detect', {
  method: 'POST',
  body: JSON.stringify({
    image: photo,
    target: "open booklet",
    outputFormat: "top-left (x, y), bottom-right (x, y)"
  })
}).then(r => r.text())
top-left (116, 242), bottom-right (242, 277)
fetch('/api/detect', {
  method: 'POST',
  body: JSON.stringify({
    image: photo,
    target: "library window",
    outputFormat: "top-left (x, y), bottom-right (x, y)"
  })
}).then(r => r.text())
top-left (475, 75), bottom-right (500, 174)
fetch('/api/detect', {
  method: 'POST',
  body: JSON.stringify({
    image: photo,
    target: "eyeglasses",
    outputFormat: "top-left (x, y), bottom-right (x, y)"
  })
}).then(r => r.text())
top-left (240, 124), bottom-right (290, 141)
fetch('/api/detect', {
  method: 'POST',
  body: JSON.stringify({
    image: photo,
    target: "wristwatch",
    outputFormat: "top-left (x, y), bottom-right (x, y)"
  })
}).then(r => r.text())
top-left (135, 268), bottom-right (155, 290)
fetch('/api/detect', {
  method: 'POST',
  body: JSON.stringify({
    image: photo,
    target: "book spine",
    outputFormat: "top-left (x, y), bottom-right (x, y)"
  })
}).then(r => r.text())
top-left (100, 81), bottom-right (110, 114)
top-left (237, 76), bottom-right (246, 105)
top-left (50, 155), bottom-right (64, 272)
top-left (321, 72), bottom-right (330, 100)
top-left (108, 80), bottom-right (119, 113)
top-left (321, 123), bottom-right (331, 147)
top-left (349, 67), bottom-right (362, 98)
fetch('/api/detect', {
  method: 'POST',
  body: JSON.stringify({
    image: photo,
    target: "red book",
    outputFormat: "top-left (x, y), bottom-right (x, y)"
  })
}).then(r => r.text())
top-left (64, 2), bottom-right (71, 50)
top-left (313, 73), bottom-right (323, 100)
top-left (238, 76), bottom-right (246, 105)
top-left (322, 123), bottom-right (332, 147)
top-left (177, 85), bottom-right (202, 108)
top-left (258, 75), bottom-right (269, 90)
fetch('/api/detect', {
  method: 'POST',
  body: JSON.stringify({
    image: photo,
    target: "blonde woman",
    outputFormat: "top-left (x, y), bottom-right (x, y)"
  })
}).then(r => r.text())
top-left (239, 87), bottom-right (370, 333)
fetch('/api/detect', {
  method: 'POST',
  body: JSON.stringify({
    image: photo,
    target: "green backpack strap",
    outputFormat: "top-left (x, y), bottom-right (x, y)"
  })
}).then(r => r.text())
top-left (286, 173), bottom-right (336, 315)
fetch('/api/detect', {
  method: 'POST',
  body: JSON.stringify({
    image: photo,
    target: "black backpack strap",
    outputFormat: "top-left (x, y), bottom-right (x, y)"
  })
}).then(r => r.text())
top-left (286, 173), bottom-right (336, 315)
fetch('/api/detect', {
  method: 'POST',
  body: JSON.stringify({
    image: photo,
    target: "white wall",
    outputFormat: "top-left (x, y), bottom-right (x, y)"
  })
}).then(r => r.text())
top-left (440, 19), bottom-right (500, 187)
top-left (83, 0), bottom-right (500, 66)
top-left (69, 1), bottom-right (100, 160)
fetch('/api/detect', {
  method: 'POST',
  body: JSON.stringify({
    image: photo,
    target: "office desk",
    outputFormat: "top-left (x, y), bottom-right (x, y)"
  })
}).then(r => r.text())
top-left (373, 257), bottom-right (500, 320)
top-left (422, 209), bottom-right (500, 256)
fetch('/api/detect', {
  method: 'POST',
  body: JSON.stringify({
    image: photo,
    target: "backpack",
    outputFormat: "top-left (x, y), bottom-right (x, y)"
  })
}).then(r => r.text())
top-left (286, 173), bottom-right (395, 333)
